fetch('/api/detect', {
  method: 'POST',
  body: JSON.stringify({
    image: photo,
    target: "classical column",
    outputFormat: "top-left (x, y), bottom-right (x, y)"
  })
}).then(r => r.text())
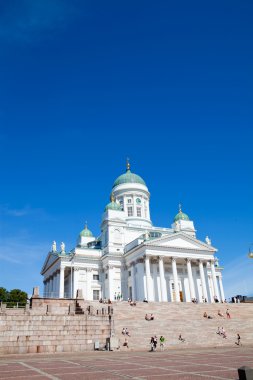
top-left (145, 255), bottom-right (153, 301)
top-left (48, 276), bottom-right (52, 297)
top-left (210, 260), bottom-right (219, 301)
top-left (152, 260), bottom-right (158, 301)
top-left (199, 260), bottom-right (208, 302)
top-left (59, 267), bottom-right (65, 298)
top-left (186, 259), bottom-right (196, 300)
top-left (136, 258), bottom-right (145, 301)
top-left (108, 265), bottom-right (114, 301)
top-left (172, 258), bottom-right (180, 302)
top-left (130, 262), bottom-right (136, 300)
top-left (159, 256), bottom-right (167, 302)
top-left (54, 271), bottom-right (59, 298)
top-left (204, 262), bottom-right (211, 302)
top-left (218, 275), bottom-right (225, 302)
top-left (73, 268), bottom-right (80, 298)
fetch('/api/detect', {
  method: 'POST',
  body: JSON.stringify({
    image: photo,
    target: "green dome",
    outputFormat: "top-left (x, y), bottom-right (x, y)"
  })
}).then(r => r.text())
top-left (79, 224), bottom-right (93, 237)
top-left (112, 169), bottom-right (146, 188)
top-left (174, 208), bottom-right (190, 222)
top-left (105, 200), bottom-right (122, 211)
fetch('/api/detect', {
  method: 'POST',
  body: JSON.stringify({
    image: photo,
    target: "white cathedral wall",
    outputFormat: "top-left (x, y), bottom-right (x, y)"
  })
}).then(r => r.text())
top-left (156, 272), bottom-right (162, 302)
top-left (124, 228), bottom-right (145, 245)
top-left (196, 278), bottom-right (203, 302)
top-left (153, 264), bottom-right (159, 301)
top-left (114, 267), bottom-right (122, 300)
top-left (183, 278), bottom-right (191, 302)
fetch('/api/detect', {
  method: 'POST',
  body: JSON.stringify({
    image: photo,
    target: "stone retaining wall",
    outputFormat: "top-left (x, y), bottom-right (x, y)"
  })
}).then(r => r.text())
top-left (0, 298), bottom-right (111, 355)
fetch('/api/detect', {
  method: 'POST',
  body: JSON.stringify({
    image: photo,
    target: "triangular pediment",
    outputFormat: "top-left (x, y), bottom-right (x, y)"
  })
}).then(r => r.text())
top-left (145, 232), bottom-right (216, 252)
top-left (41, 252), bottom-right (59, 274)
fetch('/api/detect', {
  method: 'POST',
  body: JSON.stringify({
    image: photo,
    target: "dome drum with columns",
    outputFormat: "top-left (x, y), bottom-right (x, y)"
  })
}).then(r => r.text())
top-left (41, 161), bottom-right (225, 304)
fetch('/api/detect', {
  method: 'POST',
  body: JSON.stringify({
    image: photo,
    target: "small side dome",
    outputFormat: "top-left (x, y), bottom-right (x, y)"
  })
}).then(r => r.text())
top-left (174, 204), bottom-right (190, 222)
top-left (79, 223), bottom-right (93, 237)
top-left (104, 193), bottom-right (122, 211)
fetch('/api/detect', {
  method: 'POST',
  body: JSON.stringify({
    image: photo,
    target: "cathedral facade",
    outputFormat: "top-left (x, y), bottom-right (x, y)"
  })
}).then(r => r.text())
top-left (41, 163), bottom-right (225, 303)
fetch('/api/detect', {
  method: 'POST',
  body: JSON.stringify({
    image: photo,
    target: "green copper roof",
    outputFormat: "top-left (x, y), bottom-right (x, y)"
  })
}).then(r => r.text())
top-left (112, 169), bottom-right (146, 188)
top-left (104, 200), bottom-right (122, 212)
top-left (79, 224), bottom-right (93, 237)
top-left (174, 207), bottom-right (190, 222)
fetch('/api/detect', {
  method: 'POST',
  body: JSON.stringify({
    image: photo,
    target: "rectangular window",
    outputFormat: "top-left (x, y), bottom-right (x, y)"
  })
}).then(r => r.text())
top-left (127, 207), bottom-right (133, 217)
top-left (93, 290), bottom-right (99, 300)
top-left (93, 274), bottom-right (99, 281)
top-left (128, 271), bottom-right (131, 277)
top-left (137, 207), bottom-right (142, 217)
top-left (105, 274), bottom-right (108, 279)
top-left (127, 199), bottom-right (132, 204)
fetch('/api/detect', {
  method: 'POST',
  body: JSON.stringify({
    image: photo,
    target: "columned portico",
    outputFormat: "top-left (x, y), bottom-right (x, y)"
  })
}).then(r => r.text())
top-left (186, 259), bottom-right (196, 300)
top-left (145, 255), bottom-right (153, 301)
top-left (172, 258), bottom-right (180, 302)
top-left (130, 262), bottom-right (136, 300)
top-left (218, 275), bottom-right (225, 302)
top-left (55, 270), bottom-right (60, 297)
top-left (158, 256), bottom-right (167, 301)
top-left (59, 267), bottom-right (64, 298)
top-left (199, 260), bottom-right (208, 302)
top-left (210, 260), bottom-right (219, 301)
top-left (49, 276), bottom-right (53, 297)
top-left (136, 258), bottom-right (145, 300)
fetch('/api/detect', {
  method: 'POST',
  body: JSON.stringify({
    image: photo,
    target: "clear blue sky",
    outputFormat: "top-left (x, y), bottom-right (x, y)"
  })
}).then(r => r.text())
top-left (0, 0), bottom-right (252, 298)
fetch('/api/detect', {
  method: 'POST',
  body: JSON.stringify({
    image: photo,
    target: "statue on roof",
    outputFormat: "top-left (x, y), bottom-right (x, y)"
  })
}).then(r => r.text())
top-left (51, 241), bottom-right (57, 253)
top-left (60, 242), bottom-right (65, 253)
top-left (175, 221), bottom-right (180, 232)
top-left (205, 236), bottom-right (211, 245)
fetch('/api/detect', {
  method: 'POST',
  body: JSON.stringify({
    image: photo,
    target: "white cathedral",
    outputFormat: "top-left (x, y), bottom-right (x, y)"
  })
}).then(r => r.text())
top-left (41, 162), bottom-right (225, 303)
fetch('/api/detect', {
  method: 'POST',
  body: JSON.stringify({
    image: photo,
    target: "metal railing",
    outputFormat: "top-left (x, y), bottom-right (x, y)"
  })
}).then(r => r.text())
top-left (0, 301), bottom-right (28, 309)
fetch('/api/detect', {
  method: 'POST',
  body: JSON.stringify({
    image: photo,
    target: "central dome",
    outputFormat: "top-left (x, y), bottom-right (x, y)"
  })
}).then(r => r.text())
top-left (112, 162), bottom-right (146, 189)
top-left (112, 169), bottom-right (146, 188)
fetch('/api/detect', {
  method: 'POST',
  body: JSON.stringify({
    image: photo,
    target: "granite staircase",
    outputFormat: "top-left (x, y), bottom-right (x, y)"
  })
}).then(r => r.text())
top-left (112, 302), bottom-right (253, 351)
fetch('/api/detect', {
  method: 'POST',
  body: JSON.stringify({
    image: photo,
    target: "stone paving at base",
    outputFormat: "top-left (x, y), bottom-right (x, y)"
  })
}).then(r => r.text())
top-left (0, 347), bottom-right (252, 380)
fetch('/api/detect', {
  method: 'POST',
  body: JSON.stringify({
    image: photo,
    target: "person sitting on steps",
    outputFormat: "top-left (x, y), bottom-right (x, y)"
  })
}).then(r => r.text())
top-left (178, 334), bottom-right (185, 342)
top-left (235, 333), bottom-right (241, 346)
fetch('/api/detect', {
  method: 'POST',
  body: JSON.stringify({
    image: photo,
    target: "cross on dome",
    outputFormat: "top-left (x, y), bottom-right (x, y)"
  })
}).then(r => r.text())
top-left (174, 203), bottom-right (190, 222)
top-left (79, 222), bottom-right (93, 237)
